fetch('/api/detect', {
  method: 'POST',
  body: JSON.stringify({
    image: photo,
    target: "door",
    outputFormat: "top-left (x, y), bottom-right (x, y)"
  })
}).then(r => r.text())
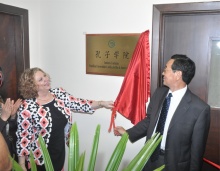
top-left (151, 2), bottom-right (220, 171)
top-left (0, 3), bottom-right (29, 101)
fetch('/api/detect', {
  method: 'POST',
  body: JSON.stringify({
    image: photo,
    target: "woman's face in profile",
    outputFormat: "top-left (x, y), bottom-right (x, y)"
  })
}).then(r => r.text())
top-left (34, 71), bottom-right (51, 92)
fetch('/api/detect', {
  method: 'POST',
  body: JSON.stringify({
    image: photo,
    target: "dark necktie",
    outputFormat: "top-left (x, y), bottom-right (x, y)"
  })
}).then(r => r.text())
top-left (151, 93), bottom-right (172, 162)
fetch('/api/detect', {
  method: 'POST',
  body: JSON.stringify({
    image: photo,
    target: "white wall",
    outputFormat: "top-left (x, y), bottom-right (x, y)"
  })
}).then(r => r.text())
top-left (0, 0), bottom-right (215, 170)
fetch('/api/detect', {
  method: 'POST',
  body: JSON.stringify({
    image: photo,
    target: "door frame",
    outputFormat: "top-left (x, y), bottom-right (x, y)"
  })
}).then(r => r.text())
top-left (151, 2), bottom-right (220, 171)
top-left (0, 3), bottom-right (29, 99)
top-left (151, 1), bottom-right (220, 95)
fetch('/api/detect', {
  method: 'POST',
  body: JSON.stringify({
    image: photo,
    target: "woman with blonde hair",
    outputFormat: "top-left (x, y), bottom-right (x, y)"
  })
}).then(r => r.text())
top-left (16, 67), bottom-right (114, 171)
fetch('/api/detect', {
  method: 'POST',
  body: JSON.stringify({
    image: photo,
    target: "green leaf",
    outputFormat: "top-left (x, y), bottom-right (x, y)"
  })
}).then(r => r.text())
top-left (68, 122), bottom-right (79, 171)
top-left (154, 164), bottom-right (165, 171)
top-left (123, 133), bottom-right (162, 171)
top-left (105, 133), bottom-right (129, 171)
top-left (30, 151), bottom-right (37, 171)
top-left (87, 124), bottom-right (100, 171)
top-left (12, 123), bottom-right (163, 171)
top-left (75, 151), bottom-right (86, 171)
top-left (10, 156), bottom-right (23, 171)
top-left (39, 135), bottom-right (54, 171)
top-left (123, 135), bottom-right (154, 170)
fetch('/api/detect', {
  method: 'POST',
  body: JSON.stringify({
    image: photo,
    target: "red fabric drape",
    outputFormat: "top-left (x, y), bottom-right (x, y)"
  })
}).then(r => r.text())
top-left (203, 158), bottom-right (220, 169)
top-left (108, 30), bottom-right (151, 132)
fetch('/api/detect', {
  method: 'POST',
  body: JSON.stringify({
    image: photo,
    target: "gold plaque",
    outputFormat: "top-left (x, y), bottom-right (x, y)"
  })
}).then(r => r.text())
top-left (86, 33), bottom-right (140, 76)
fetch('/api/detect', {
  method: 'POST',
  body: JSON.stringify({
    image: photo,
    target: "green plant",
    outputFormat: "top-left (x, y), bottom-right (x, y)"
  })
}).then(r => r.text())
top-left (12, 122), bottom-right (165, 171)
top-left (88, 124), bottom-right (100, 171)
top-left (123, 133), bottom-right (162, 171)
top-left (68, 122), bottom-right (79, 170)
top-left (10, 156), bottom-right (23, 171)
top-left (29, 151), bottom-right (37, 171)
top-left (105, 132), bottom-right (129, 171)
top-left (38, 135), bottom-right (54, 171)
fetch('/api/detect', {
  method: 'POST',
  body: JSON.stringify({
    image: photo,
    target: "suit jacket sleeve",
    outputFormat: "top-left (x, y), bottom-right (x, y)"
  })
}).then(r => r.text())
top-left (190, 104), bottom-right (210, 170)
top-left (126, 117), bottom-right (149, 142)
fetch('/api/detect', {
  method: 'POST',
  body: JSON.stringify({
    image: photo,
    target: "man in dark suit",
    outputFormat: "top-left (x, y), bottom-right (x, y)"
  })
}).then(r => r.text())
top-left (114, 54), bottom-right (210, 171)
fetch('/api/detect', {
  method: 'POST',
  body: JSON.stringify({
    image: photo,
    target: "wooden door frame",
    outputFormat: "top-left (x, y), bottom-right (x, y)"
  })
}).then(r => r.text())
top-left (0, 3), bottom-right (29, 99)
top-left (0, 3), bottom-right (29, 68)
top-left (151, 2), bottom-right (220, 171)
top-left (151, 1), bottom-right (220, 95)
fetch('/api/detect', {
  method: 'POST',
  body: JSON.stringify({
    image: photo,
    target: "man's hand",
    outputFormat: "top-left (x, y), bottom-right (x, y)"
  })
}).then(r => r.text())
top-left (114, 126), bottom-right (126, 136)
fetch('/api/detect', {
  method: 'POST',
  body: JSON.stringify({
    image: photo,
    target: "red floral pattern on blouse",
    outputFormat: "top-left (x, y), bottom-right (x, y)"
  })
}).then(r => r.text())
top-left (16, 87), bottom-right (95, 165)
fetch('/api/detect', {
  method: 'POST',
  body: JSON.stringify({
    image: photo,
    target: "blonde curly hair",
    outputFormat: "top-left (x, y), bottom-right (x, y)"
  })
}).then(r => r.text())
top-left (19, 67), bottom-right (51, 99)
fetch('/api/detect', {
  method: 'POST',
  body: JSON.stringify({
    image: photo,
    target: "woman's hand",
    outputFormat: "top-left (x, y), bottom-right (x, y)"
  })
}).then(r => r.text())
top-left (100, 101), bottom-right (114, 109)
top-left (18, 156), bottom-right (27, 171)
top-left (1, 98), bottom-right (12, 121)
top-left (92, 100), bottom-right (114, 109)
top-left (11, 98), bottom-right (22, 119)
top-left (1, 98), bottom-right (22, 120)
top-left (20, 163), bottom-right (27, 171)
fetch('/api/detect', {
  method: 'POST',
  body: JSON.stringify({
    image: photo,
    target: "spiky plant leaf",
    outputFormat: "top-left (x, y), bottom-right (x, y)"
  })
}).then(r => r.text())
top-left (105, 133), bottom-right (129, 171)
top-left (154, 164), bottom-right (165, 171)
top-left (123, 133), bottom-right (162, 171)
top-left (111, 140), bottom-right (127, 171)
top-left (68, 122), bottom-right (79, 171)
top-left (75, 151), bottom-right (86, 171)
top-left (134, 135), bottom-right (162, 170)
top-left (123, 133), bottom-right (159, 169)
top-left (10, 156), bottom-right (23, 171)
top-left (30, 151), bottom-right (37, 171)
top-left (87, 124), bottom-right (100, 171)
top-left (39, 135), bottom-right (54, 171)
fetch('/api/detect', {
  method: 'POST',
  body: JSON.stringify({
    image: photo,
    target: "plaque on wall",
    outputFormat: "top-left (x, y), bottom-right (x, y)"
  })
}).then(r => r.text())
top-left (86, 33), bottom-right (140, 76)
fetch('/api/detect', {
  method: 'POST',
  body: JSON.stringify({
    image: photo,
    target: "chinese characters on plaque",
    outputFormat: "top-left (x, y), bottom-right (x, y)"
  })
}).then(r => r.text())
top-left (86, 33), bottom-right (140, 76)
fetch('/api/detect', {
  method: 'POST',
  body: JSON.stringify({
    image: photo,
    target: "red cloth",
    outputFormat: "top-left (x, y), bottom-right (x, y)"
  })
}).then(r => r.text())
top-left (109, 30), bottom-right (151, 132)
top-left (203, 158), bottom-right (220, 169)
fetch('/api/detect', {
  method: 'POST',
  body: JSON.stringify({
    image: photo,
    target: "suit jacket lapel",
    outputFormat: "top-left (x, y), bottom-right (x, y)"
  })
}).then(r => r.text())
top-left (168, 88), bottom-right (191, 131)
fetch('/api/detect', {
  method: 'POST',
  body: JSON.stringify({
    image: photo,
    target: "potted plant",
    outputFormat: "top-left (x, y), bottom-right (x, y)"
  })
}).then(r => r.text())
top-left (11, 122), bottom-right (164, 171)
